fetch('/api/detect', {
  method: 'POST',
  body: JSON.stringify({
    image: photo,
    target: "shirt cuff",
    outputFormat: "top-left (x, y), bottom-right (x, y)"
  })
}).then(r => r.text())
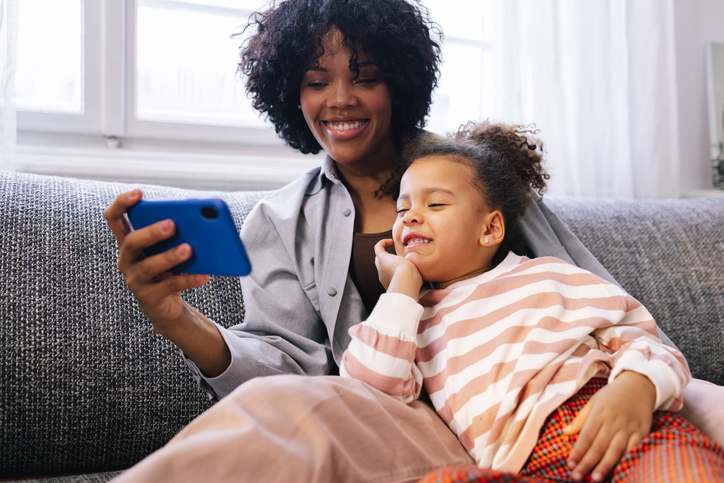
top-left (610, 356), bottom-right (680, 410)
top-left (182, 325), bottom-right (247, 400)
top-left (366, 292), bottom-right (424, 337)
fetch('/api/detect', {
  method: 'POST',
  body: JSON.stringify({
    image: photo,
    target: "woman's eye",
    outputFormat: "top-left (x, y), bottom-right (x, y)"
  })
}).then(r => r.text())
top-left (356, 78), bottom-right (379, 85)
top-left (306, 82), bottom-right (326, 88)
top-left (396, 208), bottom-right (409, 214)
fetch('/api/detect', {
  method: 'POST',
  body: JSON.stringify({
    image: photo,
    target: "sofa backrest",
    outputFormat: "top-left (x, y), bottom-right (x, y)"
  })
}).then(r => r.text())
top-left (547, 196), bottom-right (724, 388)
top-left (0, 170), bottom-right (265, 478)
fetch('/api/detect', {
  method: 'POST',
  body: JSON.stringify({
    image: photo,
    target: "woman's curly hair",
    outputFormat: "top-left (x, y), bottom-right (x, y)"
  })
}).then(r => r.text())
top-left (238, 0), bottom-right (442, 154)
top-left (380, 120), bottom-right (550, 265)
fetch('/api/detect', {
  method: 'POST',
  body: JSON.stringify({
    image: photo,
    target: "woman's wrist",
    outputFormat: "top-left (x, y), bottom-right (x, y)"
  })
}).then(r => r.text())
top-left (153, 303), bottom-right (232, 377)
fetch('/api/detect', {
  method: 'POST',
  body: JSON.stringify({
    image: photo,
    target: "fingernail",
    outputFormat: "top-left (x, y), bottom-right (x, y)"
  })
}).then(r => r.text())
top-left (592, 473), bottom-right (602, 482)
top-left (130, 189), bottom-right (141, 199)
top-left (161, 220), bottom-right (173, 233)
top-left (572, 473), bottom-right (581, 481)
top-left (176, 244), bottom-right (189, 256)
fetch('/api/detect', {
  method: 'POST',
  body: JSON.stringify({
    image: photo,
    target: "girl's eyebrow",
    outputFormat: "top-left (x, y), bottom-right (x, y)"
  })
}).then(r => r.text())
top-left (398, 187), bottom-right (455, 201)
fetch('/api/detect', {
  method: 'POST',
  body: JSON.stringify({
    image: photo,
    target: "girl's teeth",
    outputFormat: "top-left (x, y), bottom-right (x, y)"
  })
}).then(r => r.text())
top-left (407, 238), bottom-right (431, 245)
top-left (328, 120), bottom-right (364, 131)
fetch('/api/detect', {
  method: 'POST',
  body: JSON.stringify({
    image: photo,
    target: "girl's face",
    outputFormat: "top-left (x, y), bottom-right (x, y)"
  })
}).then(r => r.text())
top-left (392, 155), bottom-right (498, 287)
top-left (299, 29), bottom-right (396, 172)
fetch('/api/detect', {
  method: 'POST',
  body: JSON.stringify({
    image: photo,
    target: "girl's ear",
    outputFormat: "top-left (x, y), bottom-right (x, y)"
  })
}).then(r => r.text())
top-left (480, 210), bottom-right (505, 247)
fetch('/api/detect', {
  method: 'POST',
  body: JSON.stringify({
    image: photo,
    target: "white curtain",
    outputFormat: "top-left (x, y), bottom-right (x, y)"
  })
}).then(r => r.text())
top-left (0, 0), bottom-right (17, 172)
top-left (489, 0), bottom-right (679, 198)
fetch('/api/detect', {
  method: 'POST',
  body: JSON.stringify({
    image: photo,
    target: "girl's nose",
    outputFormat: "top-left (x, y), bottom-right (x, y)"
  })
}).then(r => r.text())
top-left (403, 209), bottom-right (420, 224)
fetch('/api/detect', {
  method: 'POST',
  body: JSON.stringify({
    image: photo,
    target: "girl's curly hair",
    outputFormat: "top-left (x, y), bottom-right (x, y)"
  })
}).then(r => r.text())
top-left (238, 0), bottom-right (442, 154)
top-left (380, 120), bottom-right (550, 265)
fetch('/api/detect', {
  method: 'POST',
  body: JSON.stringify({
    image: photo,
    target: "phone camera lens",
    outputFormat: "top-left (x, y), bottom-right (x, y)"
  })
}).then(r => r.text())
top-left (201, 206), bottom-right (219, 219)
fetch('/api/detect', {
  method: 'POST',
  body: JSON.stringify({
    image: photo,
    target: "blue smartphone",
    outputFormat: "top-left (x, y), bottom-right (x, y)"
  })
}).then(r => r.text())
top-left (126, 198), bottom-right (251, 277)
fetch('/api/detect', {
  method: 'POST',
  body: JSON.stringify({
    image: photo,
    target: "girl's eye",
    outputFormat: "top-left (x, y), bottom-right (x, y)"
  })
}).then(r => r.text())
top-left (396, 208), bottom-right (409, 214)
top-left (429, 203), bottom-right (445, 208)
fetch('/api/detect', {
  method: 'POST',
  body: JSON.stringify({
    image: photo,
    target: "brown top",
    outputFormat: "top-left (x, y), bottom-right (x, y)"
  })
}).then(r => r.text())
top-left (349, 230), bottom-right (394, 315)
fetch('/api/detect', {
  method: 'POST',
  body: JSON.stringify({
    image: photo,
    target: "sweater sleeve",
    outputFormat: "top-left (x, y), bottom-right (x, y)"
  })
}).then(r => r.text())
top-left (595, 293), bottom-right (691, 411)
top-left (340, 293), bottom-right (425, 404)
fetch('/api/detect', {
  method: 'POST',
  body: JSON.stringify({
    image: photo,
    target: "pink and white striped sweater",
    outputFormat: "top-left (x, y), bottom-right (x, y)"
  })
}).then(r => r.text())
top-left (340, 252), bottom-right (690, 472)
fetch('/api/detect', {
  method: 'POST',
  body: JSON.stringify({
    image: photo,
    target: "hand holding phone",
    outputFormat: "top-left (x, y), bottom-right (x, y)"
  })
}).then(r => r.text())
top-left (126, 198), bottom-right (251, 277)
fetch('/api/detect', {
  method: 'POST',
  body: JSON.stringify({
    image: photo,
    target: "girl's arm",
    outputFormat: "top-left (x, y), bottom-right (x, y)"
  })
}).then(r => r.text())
top-left (564, 288), bottom-right (692, 482)
top-left (594, 293), bottom-right (691, 411)
top-left (340, 240), bottom-right (425, 403)
top-left (340, 293), bottom-right (424, 403)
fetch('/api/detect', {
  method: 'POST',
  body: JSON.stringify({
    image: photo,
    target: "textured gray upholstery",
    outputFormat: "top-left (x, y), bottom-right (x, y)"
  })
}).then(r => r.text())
top-left (546, 196), bottom-right (724, 386)
top-left (0, 170), bottom-right (264, 480)
top-left (1, 169), bottom-right (722, 481)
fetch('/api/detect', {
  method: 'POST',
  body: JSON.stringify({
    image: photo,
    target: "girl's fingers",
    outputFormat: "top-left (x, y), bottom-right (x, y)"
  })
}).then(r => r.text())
top-left (374, 238), bottom-right (394, 256)
top-left (585, 432), bottom-right (628, 482)
top-left (565, 401), bottom-right (594, 468)
top-left (563, 398), bottom-right (592, 435)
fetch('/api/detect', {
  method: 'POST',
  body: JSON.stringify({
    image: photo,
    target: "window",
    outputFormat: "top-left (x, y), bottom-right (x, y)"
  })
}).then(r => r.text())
top-left (424, 0), bottom-right (494, 135)
top-left (16, 0), bottom-right (493, 189)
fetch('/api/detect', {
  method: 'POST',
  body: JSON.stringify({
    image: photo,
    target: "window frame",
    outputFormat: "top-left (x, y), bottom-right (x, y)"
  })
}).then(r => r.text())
top-left (14, 0), bottom-right (491, 190)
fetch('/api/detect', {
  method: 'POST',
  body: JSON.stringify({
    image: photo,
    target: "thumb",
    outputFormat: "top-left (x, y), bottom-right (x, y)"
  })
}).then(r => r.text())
top-left (563, 399), bottom-right (592, 435)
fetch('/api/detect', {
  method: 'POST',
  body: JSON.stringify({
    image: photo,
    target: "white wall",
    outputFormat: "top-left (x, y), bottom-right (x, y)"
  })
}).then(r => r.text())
top-left (674, 0), bottom-right (724, 192)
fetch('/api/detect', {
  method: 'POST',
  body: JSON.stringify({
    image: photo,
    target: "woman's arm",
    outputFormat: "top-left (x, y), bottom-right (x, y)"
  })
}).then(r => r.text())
top-left (104, 190), bottom-right (232, 377)
top-left (106, 172), bottom-right (342, 401)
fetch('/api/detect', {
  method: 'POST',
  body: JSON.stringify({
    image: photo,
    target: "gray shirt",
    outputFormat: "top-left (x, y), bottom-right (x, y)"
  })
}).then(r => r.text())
top-left (185, 156), bottom-right (666, 400)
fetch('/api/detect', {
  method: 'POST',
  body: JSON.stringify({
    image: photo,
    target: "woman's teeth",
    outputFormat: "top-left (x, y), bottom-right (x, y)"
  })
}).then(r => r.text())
top-left (327, 120), bottom-right (365, 131)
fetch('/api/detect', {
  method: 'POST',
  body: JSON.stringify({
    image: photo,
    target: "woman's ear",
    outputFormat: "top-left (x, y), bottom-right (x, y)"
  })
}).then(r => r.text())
top-left (480, 210), bottom-right (505, 247)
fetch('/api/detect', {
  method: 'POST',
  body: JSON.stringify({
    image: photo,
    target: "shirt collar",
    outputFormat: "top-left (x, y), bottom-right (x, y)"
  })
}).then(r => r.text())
top-left (429, 252), bottom-right (525, 291)
top-left (322, 155), bottom-right (343, 185)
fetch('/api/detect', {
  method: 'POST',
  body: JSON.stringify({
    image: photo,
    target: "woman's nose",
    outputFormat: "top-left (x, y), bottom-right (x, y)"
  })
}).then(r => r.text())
top-left (328, 82), bottom-right (358, 109)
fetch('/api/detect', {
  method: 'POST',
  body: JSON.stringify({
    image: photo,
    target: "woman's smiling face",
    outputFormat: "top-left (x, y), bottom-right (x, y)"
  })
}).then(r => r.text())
top-left (299, 29), bottom-right (396, 170)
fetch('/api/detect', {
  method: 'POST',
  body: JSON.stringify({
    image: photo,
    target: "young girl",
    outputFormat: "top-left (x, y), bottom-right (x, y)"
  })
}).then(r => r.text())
top-left (341, 121), bottom-right (724, 482)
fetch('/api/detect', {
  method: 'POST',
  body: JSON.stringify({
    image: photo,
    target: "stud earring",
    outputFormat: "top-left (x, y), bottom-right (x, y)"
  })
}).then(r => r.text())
top-left (484, 238), bottom-right (489, 244)
top-left (297, 105), bottom-right (302, 110)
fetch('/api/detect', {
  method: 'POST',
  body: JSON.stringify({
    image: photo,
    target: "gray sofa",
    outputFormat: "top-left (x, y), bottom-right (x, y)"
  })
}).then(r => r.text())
top-left (1, 169), bottom-right (723, 481)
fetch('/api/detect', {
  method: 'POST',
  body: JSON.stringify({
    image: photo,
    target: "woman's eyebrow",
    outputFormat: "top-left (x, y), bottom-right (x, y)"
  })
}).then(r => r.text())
top-left (304, 65), bottom-right (327, 72)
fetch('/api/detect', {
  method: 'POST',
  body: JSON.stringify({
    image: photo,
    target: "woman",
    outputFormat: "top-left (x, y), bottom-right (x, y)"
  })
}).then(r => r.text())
top-left (104, 1), bottom-right (718, 481)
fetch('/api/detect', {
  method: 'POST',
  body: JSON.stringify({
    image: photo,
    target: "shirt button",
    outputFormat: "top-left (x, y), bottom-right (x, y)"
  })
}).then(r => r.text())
top-left (343, 208), bottom-right (351, 217)
top-left (327, 287), bottom-right (337, 296)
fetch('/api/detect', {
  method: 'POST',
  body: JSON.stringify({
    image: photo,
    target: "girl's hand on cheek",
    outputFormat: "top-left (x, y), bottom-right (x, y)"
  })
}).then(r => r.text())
top-left (374, 239), bottom-right (422, 299)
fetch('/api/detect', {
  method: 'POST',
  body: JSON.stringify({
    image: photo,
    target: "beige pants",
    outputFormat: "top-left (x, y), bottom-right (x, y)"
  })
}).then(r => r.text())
top-left (112, 375), bottom-right (475, 483)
